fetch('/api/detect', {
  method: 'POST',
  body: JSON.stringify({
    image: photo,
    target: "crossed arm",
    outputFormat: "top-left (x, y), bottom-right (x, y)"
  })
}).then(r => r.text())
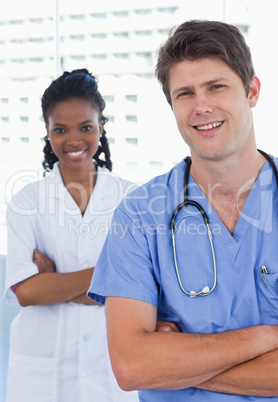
top-left (14, 249), bottom-right (98, 306)
top-left (105, 296), bottom-right (278, 396)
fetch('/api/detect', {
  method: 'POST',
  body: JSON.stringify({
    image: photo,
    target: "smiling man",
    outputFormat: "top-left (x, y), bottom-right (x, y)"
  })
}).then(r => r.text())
top-left (88, 20), bottom-right (278, 401)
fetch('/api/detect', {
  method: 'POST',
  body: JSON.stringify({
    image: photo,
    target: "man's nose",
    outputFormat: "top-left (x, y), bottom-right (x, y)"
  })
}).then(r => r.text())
top-left (194, 94), bottom-right (213, 115)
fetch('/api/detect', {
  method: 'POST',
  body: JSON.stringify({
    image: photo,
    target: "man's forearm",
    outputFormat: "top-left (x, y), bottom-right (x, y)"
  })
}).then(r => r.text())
top-left (105, 298), bottom-right (278, 391)
top-left (196, 348), bottom-right (278, 397)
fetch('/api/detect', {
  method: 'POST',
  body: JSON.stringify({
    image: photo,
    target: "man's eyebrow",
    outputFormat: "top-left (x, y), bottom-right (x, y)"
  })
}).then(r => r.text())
top-left (171, 85), bottom-right (194, 97)
top-left (171, 77), bottom-right (230, 97)
top-left (201, 78), bottom-right (229, 87)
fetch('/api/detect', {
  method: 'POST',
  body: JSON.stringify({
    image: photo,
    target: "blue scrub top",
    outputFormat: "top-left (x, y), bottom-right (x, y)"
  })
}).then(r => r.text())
top-left (88, 157), bottom-right (278, 401)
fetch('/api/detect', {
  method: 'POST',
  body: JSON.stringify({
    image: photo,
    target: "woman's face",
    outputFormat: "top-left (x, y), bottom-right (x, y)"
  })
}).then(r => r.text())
top-left (46, 98), bottom-right (103, 175)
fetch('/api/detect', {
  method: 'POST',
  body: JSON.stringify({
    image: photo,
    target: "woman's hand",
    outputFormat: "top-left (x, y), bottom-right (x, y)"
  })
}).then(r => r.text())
top-left (155, 320), bottom-right (181, 332)
top-left (33, 249), bottom-right (56, 273)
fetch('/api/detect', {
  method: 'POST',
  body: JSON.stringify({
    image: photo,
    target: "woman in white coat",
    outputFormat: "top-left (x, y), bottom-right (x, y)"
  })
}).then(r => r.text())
top-left (4, 69), bottom-right (139, 402)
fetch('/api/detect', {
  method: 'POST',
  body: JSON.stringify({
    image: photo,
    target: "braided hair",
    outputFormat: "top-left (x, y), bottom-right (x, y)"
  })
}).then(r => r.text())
top-left (41, 68), bottom-right (112, 172)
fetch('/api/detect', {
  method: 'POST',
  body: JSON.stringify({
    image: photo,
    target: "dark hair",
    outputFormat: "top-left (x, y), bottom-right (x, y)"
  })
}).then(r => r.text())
top-left (41, 68), bottom-right (112, 171)
top-left (155, 20), bottom-right (255, 105)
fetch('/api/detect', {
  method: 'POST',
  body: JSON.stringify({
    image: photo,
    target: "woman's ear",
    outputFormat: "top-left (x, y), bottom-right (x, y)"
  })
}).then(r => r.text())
top-left (45, 125), bottom-right (50, 138)
top-left (99, 120), bottom-right (103, 135)
top-left (248, 76), bottom-right (261, 108)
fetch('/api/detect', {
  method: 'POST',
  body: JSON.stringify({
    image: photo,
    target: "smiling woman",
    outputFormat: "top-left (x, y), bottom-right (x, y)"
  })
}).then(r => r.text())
top-left (46, 98), bottom-right (103, 212)
top-left (3, 69), bottom-right (139, 402)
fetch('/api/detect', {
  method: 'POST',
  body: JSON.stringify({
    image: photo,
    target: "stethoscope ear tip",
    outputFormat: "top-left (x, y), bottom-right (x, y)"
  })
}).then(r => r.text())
top-left (202, 286), bottom-right (210, 294)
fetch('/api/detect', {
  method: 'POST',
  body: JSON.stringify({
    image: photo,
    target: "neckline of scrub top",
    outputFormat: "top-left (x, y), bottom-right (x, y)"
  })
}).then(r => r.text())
top-left (186, 158), bottom-right (272, 261)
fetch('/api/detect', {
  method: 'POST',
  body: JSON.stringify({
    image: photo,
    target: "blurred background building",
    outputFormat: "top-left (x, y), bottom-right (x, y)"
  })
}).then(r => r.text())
top-left (1, 0), bottom-right (278, 254)
top-left (1, 0), bottom-right (278, 399)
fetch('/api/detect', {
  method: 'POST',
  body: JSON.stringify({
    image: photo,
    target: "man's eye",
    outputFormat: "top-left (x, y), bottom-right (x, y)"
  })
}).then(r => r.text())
top-left (211, 84), bottom-right (223, 90)
top-left (178, 91), bottom-right (192, 97)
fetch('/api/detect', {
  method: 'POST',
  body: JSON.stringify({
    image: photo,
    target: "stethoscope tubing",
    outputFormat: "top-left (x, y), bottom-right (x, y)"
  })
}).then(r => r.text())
top-left (170, 150), bottom-right (278, 297)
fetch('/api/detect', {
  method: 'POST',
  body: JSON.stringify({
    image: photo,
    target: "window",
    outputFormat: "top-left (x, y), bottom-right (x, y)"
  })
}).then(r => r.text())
top-left (1, 117), bottom-right (9, 122)
top-left (107, 116), bottom-right (115, 123)
top-left (158, 7), bottom-right (177, 14)
top-left (12, 59), bottom-right (25, 64)
top-left (91, 33), bottom-right (107, 39)
top-left (30, 38), bottom-right (50, 44)
top-left (108, 138), bottom-right (115, 145)
top-left (70, 35), bottom-right (85, 41)
top-left (114, 53), bottom-right (129, 60)
top-left (126, 138), bottom-right (138, 145)
top-left (126, 115), bottom-right (137, 122)
top-left (20, 116), bottom-right (29, 122)
top-left (20, 98), bottom-right (29, 104)
top-left (125, 161), bottom-right (138, 170)
top-left (30, 18), bottom-right (44, 23)
top-left (113, 11), bottom-right (129, 18)
top-left (126, 95), bottom-right (137, 102)
top-left (136, 52), bottom-right (153, 64)
top-left (91, 13), bottom-right (106, 19)
top-left (70, 15), bottom-right (85, 21)
top-left (149, 161), bottom-right (163, 169)
top-left (10, 20), bottom-right (24, 26)
top-left (237, 24), bottom-right (249, 33)
top-left (135, 31), bottom-right (152, 37)
top-left (103, 96), bottom-right (114, 103)
top-left (11, 39), bottom-right (26, 44)
top-left (113, 32), bottom-right (129, 38)
top-left (30, 58), bottom-right (44, 63)
top-left (135, 9), bottom-right (152, 15)
top-left (92, 54), bottom-right (107, 60)
top-left (71, 56), bottom-right (85, 61)
top-left (0, 98), bottom-right (9, 104)
top-left (20, 137), bottom-right (30, 143)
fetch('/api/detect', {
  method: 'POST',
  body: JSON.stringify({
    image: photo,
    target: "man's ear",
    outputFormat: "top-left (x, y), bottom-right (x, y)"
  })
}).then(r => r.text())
top-left (248, 76), bottom-right (261, 108)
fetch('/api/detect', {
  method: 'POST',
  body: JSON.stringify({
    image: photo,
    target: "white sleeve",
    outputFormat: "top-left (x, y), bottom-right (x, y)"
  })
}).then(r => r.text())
top-left (3, 190), bottom-right (39, 305)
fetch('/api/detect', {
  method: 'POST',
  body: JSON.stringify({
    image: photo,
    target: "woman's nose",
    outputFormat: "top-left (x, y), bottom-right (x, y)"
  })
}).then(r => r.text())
top-left (68, 130), bottom-right (82, 143)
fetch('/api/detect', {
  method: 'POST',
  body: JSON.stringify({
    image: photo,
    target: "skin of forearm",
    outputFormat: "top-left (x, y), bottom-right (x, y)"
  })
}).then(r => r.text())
top-left (15, 268), bottom-right (94, 306)
top-left (196, 348), bottom-right (278, 397)
top-left (69, 292), bottom-right (101, 305)
top-left (106, 299), bottom-right (278, 391)
top-left (139, 328), bottom-right (277, 391)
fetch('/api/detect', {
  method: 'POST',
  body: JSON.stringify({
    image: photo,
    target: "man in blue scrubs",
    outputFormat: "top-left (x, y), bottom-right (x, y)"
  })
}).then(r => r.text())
top-left (88, 20), bottom-right (278, 401)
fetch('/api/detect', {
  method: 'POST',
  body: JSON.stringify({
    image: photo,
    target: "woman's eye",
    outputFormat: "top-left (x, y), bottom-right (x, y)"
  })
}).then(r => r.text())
top-left (82, 125), bottom-right (93, 131)
top-left (54, 128), bottom-right (65, 134)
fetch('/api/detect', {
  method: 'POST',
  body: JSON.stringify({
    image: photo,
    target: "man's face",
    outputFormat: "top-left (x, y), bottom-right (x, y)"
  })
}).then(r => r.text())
top-left (168, 58), bottom-right (260, 162)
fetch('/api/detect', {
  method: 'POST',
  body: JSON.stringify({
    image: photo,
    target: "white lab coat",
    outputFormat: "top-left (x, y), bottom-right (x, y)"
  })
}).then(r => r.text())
top-left (4, 163), bottom-right (138, 402)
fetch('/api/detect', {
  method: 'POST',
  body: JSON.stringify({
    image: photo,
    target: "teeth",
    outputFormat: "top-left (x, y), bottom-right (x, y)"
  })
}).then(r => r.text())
top-left (196, 121), bottom-right (223, 131)
top-left (68, 150), bottom-right (84, 156)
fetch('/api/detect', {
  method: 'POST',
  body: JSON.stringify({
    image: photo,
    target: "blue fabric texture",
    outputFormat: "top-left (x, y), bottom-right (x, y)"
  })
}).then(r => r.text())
top-left (88, 156), bottom-right (278, 401)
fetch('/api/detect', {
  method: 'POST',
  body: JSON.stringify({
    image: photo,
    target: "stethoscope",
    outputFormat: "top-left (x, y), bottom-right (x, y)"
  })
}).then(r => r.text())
top-left (170, 149), bottom-right (278, 297)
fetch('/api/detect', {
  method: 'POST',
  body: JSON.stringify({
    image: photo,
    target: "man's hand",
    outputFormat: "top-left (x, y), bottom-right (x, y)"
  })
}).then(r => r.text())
top-left (155, 320), bottom-right (181, 332)
top-left (33, 249), bottom-right (56, 274)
